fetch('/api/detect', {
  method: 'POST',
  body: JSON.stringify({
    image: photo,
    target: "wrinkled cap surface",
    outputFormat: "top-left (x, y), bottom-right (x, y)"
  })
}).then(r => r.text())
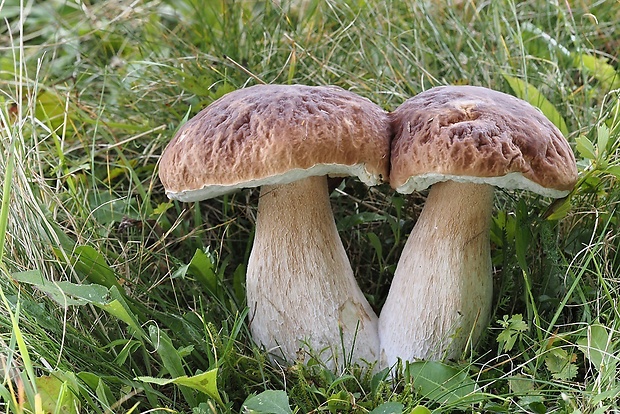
top-left (390, 85), bottom-right (578, 198)
top-left (159, 84), bottom-right (391, 202)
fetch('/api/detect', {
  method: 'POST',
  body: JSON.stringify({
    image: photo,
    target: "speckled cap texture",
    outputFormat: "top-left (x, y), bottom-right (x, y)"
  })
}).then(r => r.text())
top-left (159, 84), bottom-right (391, 202)
top-left (390, 85), bottom-right (578, 198)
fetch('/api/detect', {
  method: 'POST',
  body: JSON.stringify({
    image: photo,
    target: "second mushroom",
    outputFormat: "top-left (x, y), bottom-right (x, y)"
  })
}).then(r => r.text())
top-left (379, 85), bottom-right (578, 366)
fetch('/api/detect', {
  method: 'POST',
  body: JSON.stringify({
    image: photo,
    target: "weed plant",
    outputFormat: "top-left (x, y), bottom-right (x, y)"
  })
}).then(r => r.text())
top-left (1, 0), bottom-right (619, 413)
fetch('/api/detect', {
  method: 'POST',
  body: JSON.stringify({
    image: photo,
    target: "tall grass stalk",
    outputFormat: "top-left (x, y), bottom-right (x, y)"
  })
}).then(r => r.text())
top-left (0, 0), bottom-right (23, 264)
top-left (0, 124), bottom-right (15, 265)
top-left (1, 2), bottom-right (40, 411)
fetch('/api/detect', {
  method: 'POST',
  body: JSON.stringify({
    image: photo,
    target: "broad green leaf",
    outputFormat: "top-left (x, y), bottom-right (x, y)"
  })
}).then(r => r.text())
top-left (527, 401), bottom-right (547, 414)
top-left (193, 402), bottom-right (218, 414)
top-left (77, 372), bottom-right (115, 411)
top-left (76, 372), bottom-right (115, 411)
top-left (151, 202), bottom-right (173, 216)
top-left (370, 401), bottom-right (405, 414)
top-left (574, 53), bottom-right (620, 91)
top-left (12, 270), bottom-right (111, 306)
top-left (30, 374), bottom-right (80, 414)
top-left (55, 282), bottom-right (110, 304)
top-left (391, 196), bottom-right (405, 213)
top-left (410, 406), bottom-right (432, 414)
top-left (209, 83), bottom-right (236, 102)
top-left (95, 379), bottom-right (113, 410)
top-left (544, 348), bottom-right (577, 381)
top-left (370, 367), bottom-right (391, 394)
top-left (172, 263), bottom-right (190, 279)
top-left (105, 165), bottom-right (131, 183)
top-left (242, 390), bottom-right (292, 414)
top-left (497, 314), bottom-right (528, 352)
top-left (545, 197), bottom-right (572, 221)
top-left (326, 390), bottom-right (351, 412)
top-left (149, 325), bottom-right (186, 378)
top-left (52, 245), bottom-right (122, 290)
top-left (73, 245), bottom-right (121, 289)
top-left (594, 406), bottom-right (612, 414)
top-left (577, 324), bottom-right (616, 376)
top-left (99, 287), bottom-right (145, 338)
top-left (181, 74), bottom-right (215, 96)
top-left (12, 271), bottom-right (145, 338)
top-left (508, 375), bottom-right (537, 394)
top-left (148, 325), bottom-right (198, 406)
top-left (88, 191), bottom-right (138, 225)
top-left (35, 90), bottom-right (68, 130)
top-left (76, 372), bottom-right (102, 391)
top-left (12, 270), bottom-right (92, 306)
top-left (575, 135), bottom-right (597, 160)
top-left (605, 165), bottom-right (620, 178)
top-left (102, 339), bottom-right (142, 366)
top-left (138, 369), bottom-right (222, 405)
top-left (188, 249), bottom-right (218, 293)
top-left (502, 74), bottom-right (569, 136)
top-left (597, 125), bottom-right (610, 155)
top-left (406, 361), bottom-right (479, 405)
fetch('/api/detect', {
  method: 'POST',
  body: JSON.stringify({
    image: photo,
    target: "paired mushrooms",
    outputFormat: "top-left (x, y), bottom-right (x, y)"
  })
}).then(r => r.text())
top-left (158, 83), bottom-right (578, 370)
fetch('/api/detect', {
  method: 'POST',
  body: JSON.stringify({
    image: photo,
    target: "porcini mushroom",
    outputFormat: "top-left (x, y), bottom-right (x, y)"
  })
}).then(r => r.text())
top-left (159, 84), bottom-right (390, 369)
top-left (379, 85), bottom-right (578, 366)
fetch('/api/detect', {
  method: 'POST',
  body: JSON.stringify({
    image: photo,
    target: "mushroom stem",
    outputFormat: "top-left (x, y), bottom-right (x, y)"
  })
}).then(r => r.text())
top-left (247, 175), bottom-right (380, 369)
top-left (379, 181), bottom-right (494, 366)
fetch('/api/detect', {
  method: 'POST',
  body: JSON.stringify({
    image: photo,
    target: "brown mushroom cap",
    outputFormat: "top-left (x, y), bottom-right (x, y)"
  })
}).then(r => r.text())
top-left (159, 84), bottom-right (391, 202)
top-left (390, 85), bottom-right (578, 197)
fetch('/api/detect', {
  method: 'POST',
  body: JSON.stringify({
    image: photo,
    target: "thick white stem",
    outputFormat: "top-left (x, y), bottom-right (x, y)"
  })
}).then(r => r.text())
top-left (379, 182), bottom-right (494, 366)
top-left (247, 176), bottom-right (379, 369)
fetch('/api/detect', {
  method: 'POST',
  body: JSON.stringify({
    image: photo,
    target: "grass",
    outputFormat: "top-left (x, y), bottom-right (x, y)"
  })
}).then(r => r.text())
top-left (1, 0), bottom-right (619, 412)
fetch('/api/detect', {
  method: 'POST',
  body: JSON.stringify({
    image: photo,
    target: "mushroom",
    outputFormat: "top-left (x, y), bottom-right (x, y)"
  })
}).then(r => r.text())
top-left (159, 84), bottom-right (391, 369)
top-left (378, 85), bottom-right (578, 366)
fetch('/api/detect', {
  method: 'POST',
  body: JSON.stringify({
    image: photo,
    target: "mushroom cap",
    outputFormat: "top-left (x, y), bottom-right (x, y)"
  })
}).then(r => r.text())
top-left (159, 84), bottom-right (391, 202)
top-left (390, 85), bottom-right (578, 197)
